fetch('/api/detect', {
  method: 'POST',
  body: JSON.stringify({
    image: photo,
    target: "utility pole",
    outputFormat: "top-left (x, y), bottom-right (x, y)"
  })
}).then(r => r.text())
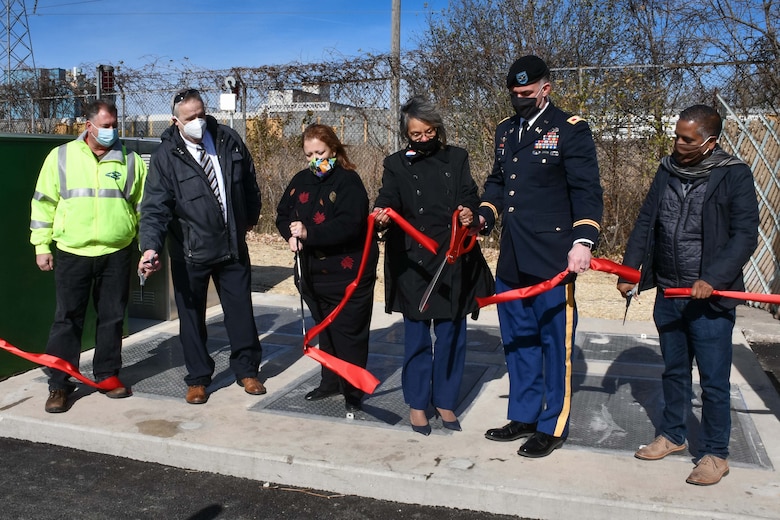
top-left (390, 0), bottom-right (401, 152)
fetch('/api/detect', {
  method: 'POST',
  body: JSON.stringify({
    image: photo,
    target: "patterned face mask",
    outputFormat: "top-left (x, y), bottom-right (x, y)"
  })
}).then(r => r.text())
top-left (309, 157), bottom-right (337, 177)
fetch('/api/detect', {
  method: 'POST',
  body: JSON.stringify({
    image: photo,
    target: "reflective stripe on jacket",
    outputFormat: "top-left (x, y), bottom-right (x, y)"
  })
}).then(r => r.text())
top-left (30, 132), bottom-right (147, 256)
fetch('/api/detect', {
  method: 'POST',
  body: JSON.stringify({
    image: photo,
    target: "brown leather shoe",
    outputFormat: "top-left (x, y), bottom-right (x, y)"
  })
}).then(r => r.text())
top-left (104, 386), bottom-right (131, 399)
top-left (635, 435), bottom-right (686, 460)
top-left (237, 377), bottom-right (266, 395)
top-left (686, 455), bottom-right (729, 486)
top-left (185, 385), bottom-right (208, 404)
top-left (45, 388), bottom-right (72, 413)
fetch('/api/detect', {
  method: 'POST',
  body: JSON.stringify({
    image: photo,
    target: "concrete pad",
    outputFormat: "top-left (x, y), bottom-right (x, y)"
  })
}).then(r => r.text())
top-left (1, 293), bottom-right (779, 519)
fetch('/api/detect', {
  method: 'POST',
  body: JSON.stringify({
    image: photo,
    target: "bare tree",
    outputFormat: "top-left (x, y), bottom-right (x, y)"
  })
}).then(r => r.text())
top-left (693, 0), bottom-right (780, 113)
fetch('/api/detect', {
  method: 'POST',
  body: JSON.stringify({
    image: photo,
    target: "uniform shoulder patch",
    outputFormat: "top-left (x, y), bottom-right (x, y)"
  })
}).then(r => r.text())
top-left (496, 116), bottom-right (512, 132)
top-left (567, 115), bottom-right (584, 125)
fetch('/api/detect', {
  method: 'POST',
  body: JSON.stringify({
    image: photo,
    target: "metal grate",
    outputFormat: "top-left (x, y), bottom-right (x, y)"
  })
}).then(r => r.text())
top-left (567, 375), bottom-right (769, 468)
top-left (251, 353), bottom-right (500, 433)
top-left (61, 308), bottom-right (771, 468)
top-left (79, 334), bottom-right (290, 398)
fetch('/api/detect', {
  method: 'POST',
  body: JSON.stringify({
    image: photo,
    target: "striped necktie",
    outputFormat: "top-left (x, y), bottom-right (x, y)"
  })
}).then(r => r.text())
top-left (198, 145), bottom-right (224, 219)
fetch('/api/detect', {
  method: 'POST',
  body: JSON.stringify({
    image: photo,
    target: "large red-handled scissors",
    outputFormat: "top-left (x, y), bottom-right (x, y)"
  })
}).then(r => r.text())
top-left (418, 209), bottom-right (478, 312)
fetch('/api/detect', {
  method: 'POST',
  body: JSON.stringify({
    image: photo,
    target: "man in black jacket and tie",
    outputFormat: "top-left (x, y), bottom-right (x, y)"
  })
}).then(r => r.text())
top-left (138, 89), bottom-right (264, 405)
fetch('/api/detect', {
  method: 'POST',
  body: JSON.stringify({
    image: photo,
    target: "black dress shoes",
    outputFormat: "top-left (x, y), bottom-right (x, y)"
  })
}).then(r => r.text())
top-left (305, 388), bottom-right (340, 401)
top-left (442, 419), bottom-right (462, 432)
top-left (484, 420), bottom-right (537, 442)
top-left (411, 423), bottom-right (431, 436)
top-left (345, 395), bottom-right (362, 412)
top-left (517, 432), bottom-right (566, 458)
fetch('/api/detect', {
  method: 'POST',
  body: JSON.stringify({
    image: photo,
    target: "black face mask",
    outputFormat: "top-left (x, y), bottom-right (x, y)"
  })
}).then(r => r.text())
top-left (409, 137), bottom-right (440, 155)
top-left (511, 95), bottom-right (541, 121)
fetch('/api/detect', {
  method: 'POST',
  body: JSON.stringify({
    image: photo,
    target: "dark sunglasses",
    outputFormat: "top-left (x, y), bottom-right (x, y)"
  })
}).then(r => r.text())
top-left (173, 88), bottom-right (199, 105)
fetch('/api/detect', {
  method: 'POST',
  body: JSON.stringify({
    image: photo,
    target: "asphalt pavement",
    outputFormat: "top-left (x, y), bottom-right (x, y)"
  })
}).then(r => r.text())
top-left (0, 436), bottom-right (520, 520)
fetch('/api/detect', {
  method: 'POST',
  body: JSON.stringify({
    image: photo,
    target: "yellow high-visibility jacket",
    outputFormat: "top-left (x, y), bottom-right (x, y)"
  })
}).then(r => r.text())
top-left (30, 133), bottom-right (147, 257)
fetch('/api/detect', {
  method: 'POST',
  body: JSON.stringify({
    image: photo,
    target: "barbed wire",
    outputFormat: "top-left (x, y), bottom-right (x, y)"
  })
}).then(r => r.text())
top-left (1, 55), bottom-right (775, 254)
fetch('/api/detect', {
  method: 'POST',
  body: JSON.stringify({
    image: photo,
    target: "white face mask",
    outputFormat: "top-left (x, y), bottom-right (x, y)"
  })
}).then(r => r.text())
top-left (181, 117), bottom-right (207, 141)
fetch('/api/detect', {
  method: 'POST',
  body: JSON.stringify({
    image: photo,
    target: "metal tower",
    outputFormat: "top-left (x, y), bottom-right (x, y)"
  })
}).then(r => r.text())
top-left (2, 0), bottom-right (36, 84)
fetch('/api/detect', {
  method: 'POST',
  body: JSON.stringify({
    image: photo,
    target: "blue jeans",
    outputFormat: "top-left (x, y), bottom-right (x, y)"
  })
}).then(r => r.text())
top-left (45, 245), bottom-right (132, 390)
top-left (653, 292), bottom-right (735, 458)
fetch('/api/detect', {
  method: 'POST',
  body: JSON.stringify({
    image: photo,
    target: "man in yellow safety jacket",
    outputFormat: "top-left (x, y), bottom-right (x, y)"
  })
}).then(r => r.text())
top-left (30, 99), bottom-right (147, 413)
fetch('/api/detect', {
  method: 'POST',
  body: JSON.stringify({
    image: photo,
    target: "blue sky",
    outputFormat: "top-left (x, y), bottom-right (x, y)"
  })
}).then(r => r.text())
top-left (27, 0), bottom-right (441, 70)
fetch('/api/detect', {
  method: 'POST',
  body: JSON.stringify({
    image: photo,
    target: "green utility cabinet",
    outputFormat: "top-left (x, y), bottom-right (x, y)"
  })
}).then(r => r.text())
top-left (0, 134), bottom-right (162, 379)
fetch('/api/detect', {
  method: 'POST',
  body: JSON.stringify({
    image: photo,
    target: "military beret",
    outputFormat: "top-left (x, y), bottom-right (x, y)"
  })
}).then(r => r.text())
top-left (506, 55), bottom-right (550, 88)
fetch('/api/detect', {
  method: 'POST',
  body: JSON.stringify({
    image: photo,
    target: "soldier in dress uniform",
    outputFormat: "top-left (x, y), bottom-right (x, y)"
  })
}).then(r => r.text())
top-left (478, 55), bottom-right (603, 458)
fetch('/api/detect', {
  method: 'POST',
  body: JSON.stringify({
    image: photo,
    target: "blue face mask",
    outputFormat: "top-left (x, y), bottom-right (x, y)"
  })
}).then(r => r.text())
top-left (92, 126), bottom-right (118, 147)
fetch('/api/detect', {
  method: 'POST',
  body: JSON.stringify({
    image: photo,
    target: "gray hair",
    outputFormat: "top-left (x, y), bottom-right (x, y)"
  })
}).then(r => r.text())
top-left (399, 96), bottom-right (448, 146)
top-left (171, 88), bottom-right (204, 117)
top-left (84, 100), bottom-right (117, 121)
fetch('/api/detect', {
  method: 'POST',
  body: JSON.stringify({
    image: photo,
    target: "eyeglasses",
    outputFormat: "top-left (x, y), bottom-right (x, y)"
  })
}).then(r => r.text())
top-left (409, 128), bottom-right (437, 141)
top-left (173, 88), bottom-right (199, 105)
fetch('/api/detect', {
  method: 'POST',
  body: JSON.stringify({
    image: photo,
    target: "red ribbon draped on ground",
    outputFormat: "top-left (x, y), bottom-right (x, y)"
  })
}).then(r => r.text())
top-left (476, 257), bottom-right (641, 307)
top-left (664, 287), bottom-right (780, 305)
top-left (301, 208), bottom-right (438, 394)
top-left (0, 338), bottom-right (122, 391)
top-left (0, 211), bottom-right (436, 397)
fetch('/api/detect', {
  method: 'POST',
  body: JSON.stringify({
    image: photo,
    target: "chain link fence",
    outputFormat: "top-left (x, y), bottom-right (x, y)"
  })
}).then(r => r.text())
top-left (3, 58), bottom-right (778, 300)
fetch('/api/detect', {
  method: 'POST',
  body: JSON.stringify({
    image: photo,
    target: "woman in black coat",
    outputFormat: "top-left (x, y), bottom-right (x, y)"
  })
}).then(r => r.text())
top-left (276, 124), bottom-right (378, 412)
top-left (374, 97), bottom-right (494, 435)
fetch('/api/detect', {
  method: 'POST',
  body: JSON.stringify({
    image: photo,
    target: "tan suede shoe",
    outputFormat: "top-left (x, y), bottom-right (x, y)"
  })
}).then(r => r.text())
top-left (634, 435), bottom-right (686, 460)
top-left (686, 455), bottom-right (729, 486)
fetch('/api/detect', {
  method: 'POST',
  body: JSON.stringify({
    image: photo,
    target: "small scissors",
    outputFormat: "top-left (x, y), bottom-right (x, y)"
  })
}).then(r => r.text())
top-left (138, 259), bottom-right (152, 300)
top-left (418, 210), bottom-right (478, 312)
top-left (623, 287), bottom-right (636, 325)
top-left (138, 269), bottom-right (146, 299)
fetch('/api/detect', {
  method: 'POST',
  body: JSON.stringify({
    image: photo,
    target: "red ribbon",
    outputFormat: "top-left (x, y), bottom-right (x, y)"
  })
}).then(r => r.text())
top-left (476, 257), bottom-right (641, 307)
top-left (378, 207), bottom-right (438, 255)
top-left (589, 257), bottom-right (641, 283)
top-left (476, 270), bottom-right (570, 307)
top-left (301, 209), bottom-right (439, 394)
top-left (2, 209), bottom-right (440, 397)
top-left (0, 338), bottom-right (123, 391)
top-left (664, 287), bottom-right (780, 305)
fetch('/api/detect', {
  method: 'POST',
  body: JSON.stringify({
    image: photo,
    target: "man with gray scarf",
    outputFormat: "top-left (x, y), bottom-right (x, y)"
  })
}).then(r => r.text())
top-left (617, 104), bottom-right (758, 486)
